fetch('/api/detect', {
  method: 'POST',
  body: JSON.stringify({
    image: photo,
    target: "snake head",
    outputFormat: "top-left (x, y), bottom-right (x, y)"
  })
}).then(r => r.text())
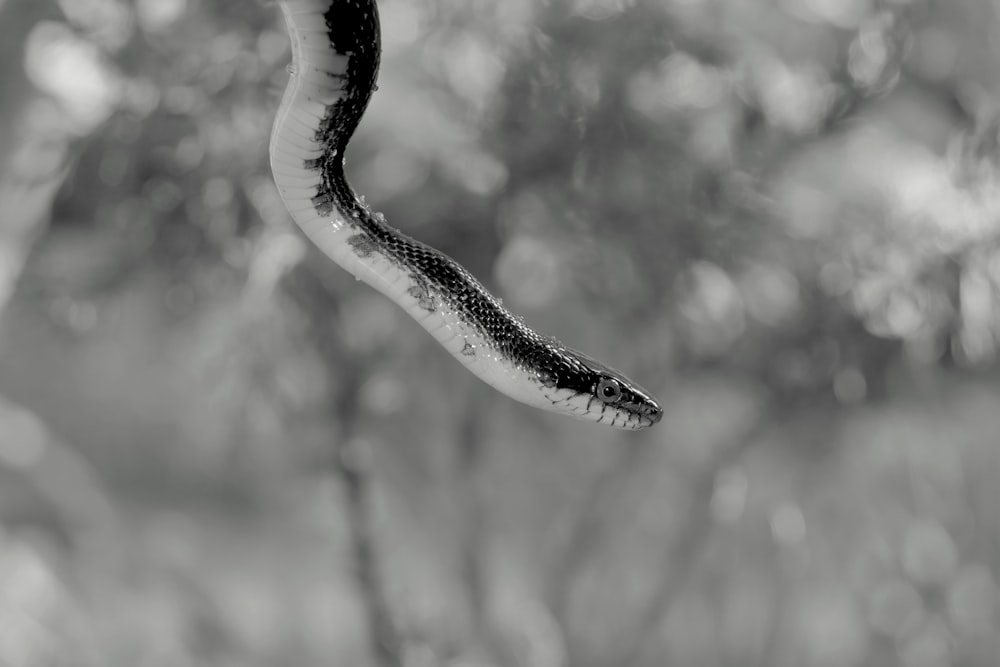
top-left (538, 345), bottom-right (663, 430)
top-left (590, 370), bottom-right (663, 428)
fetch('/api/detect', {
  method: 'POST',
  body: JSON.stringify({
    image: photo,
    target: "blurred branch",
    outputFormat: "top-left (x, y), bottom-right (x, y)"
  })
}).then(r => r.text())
top-left (454, 392), bottom-right (521, 666)
top-left (299, 267), bottom-right (403, 667)
top-left (335, 426), bottom-right (403, 667)
top-left (0, 396), bottom-right (119, 551)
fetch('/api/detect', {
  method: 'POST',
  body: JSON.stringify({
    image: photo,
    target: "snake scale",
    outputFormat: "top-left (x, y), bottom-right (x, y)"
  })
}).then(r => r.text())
top-left (270, 0), bottom-right (662, 429)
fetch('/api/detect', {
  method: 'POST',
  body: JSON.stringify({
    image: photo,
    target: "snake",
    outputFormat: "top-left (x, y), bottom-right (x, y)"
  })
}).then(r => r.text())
top-left (270, 0), bottom-right (662, 429)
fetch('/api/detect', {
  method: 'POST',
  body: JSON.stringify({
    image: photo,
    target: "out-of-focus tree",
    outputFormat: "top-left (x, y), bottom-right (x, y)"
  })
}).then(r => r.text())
top-left (1, 0), bottom-right (999, 666)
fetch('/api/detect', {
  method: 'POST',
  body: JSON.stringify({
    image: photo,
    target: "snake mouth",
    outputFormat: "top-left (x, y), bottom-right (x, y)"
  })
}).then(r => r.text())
top-left (644, 402), bottom-right (664, 425)
top-left (629, 400), bottom-right (662, 429)
top-left (621, 380), bottom-right (662, 428)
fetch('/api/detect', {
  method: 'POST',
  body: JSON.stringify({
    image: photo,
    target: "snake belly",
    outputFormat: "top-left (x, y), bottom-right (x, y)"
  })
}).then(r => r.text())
top-left (269, 0), bottom-right (663, 429)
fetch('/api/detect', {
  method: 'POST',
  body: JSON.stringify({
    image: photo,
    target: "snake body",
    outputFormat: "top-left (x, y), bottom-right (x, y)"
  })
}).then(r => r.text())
top-left (270, 0), bottom-right (662, 429)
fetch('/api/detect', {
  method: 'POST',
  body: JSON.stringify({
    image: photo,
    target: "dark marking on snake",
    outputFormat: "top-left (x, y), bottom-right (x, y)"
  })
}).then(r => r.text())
top-left (461, 341), bottom-right (476, 357)
top-left (311, 191), bottom-right (335, 217)
top-left (407, 277), bottom-right (436, 312)
top-left (347, 232), bottom-right (378, 258)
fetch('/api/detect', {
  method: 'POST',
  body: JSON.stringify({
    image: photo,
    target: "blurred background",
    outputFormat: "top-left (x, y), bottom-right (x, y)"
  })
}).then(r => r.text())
top-left (1, 0), bottom-right (999, 665)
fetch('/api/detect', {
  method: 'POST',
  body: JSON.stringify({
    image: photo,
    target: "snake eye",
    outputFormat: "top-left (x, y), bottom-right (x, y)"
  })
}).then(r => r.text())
top-left (597, 378), bottom-right (622, 403)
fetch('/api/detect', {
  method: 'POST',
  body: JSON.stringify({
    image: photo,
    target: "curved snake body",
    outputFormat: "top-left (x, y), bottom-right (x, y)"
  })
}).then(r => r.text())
top-left (270, 0), bottom-right (662, 429)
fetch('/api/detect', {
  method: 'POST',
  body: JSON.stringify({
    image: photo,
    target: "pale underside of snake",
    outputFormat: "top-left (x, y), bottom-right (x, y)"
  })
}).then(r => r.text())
top-left (269, 0), bottom-right (662, 429)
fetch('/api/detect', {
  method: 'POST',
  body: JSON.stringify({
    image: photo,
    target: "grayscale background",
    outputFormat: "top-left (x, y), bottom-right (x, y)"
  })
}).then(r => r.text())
top-left (0, 0), bottom-right (998, 665)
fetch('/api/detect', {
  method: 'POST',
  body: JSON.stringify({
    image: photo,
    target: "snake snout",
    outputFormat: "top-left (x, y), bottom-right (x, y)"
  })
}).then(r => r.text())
top-left (647, 403), bottom-right (663, 424)
top-left (646, 405), bottom-right (663, 424)
top-left (637, 400), bottom-right (663, 427)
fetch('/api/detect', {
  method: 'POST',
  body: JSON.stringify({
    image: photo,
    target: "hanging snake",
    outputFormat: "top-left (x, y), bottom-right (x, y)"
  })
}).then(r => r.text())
top-left (270, 0), bottom-right (662, 429)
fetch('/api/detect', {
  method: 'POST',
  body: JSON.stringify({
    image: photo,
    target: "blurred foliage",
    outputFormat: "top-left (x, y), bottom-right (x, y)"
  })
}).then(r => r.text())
top-left (1, 0), bottom-right (1000, 665)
